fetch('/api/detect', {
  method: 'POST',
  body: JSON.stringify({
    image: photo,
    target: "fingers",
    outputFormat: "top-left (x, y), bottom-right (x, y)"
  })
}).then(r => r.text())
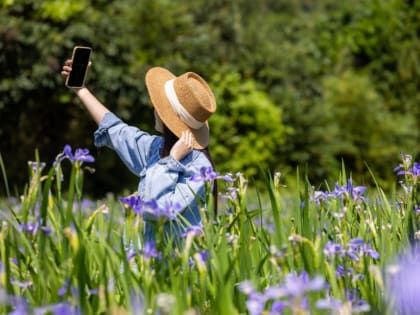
top-left (61, 60), bottom-right (92, 77)
top-left (181, 130), bottom-right (194, 149)
top-left (170, 130), bottom-right (194, 161)
top-left (61, 65), bottom-right (72, 73)
top-left (61, 59), bottom-right (72, 77)
top-left (188, 132), bottom-right (194, 148)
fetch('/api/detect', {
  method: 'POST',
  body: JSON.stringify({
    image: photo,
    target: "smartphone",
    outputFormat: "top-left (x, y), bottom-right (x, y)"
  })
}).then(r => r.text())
top-left (65, 46), bottom-right (92, 88)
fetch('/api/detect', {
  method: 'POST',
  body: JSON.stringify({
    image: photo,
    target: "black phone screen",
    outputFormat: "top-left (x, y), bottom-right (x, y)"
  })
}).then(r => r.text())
top-left (66, 47), bottom-right (91, 88)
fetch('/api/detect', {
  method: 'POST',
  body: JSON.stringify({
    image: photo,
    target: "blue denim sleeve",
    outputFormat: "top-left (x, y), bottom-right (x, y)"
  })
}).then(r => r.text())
top-left (142, 152), bottom-right (212, 221)
top-left (93, 112), bottom-right (160, 176)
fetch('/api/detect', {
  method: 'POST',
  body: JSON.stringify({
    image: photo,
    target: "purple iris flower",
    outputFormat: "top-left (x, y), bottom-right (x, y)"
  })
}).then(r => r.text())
top-left (50, 303), bottom-right (81, 315)
top-left (412, 162), bottom-right (420, 177)
top-left (316, 296), bottom-right (343, 311)
top-left (345, 288), bottom-right (360, 303)
top-left (317, 289), bottom-right (370, 313)
top-left (27, 161), bottom-right (46, 172)
top-left (18, 221), bottom-right (51, 236)
top-left (312, 191), bottom-right (329, 205)
top-left (324, 239), bottom-right (379, 261)
top-left (158, 201), bottom-right (182, 220)
top-left (238, 280), bottom-right (256, 295)
top-left (120, 195), bottom-right (182, 220)
top-left (80, 199), bottom-right (96, 211)
top-left (18, 221), bottom-right (39, 235)
top-left (360, 243), bottom-right (380, 260)
top-left (142, 241), bottom-right (159, 259)
top-left (63, 145), bottom-right (73, 158)
top-left (394, 153), bottom-right (420, 180)
top-left (35, 303), bottom-right (81, 315)
top-left (190, 166), bottom-right (219, 182)
top-left (0, 289), bottom-right (28, 313)
top-left (312, 179), bottom-right (367, 204)
top-left (58, 279), bottom-right (70, 296)
top-left (263, 285), bottom-right (287, 300)
top-left (180, 223), bottom-right (203, 238)
top-left (126, 247), bottom-right (137, 262)
top-left (283, 272), bottom-right (325, 297)
top-left (4, 296), bottom-right (30, 315)
top-left (246, 292), bottom-right (267, 315)
top-left (239, 272), bottom-right (325, 314)
top-left (120, 195), bottom-right (148, 215)
top-left (198, 250), bottom-right (209, 264)
top-left (336, 265), bottom-right (353, 278)
top-left (42, 226), bottom-right (52, 236)
top-left (351, 185), bottom-right (367, 202)
top-left (347, 238), bottom-right (365, 261)
top-left (74, 148), bottom-right (95, 163)
top-left (120, 195), bottom-right (138, 208)
top-left (331, 179), bottom-right (367, 202)
top-left (270, 301), bottom-right (287, 315)
top-left (55, 145), bottom-right (95, 165)
top-left (344, 289), bottom-right (371, 312)
top-left (218, 174), bottom-right (234, 183)
top-left (120, 195), bottom-right (150, 215)
top-left (389, 254), bottom-right (420, 314)
top-left (348, 238), bottom-right (365, 246)
top-left (219, 187), bottom-right (240, 202)
top-left (347, 239), bottom-right (379, 261)
top-left (189, 166), bottom-right (234, 183)
top-left (130, 291), bottom-right (145, 315)
top-left (324, 241), bottom-right (345, 258)
top-left (346, 250), bottom-right (359, 261)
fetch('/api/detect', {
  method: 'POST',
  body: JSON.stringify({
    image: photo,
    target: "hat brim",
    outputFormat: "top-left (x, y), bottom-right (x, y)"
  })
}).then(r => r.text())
top-left (145, 67), bottom-right (209, 149)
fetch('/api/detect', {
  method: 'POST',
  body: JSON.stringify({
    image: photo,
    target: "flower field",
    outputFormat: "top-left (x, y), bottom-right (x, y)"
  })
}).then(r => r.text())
top-left (0, 146), bottom-right (419, 315)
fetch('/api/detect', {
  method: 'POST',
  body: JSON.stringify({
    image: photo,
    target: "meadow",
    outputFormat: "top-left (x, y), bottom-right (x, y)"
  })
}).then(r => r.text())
top-left (0, 145), bottom-right (419, 315)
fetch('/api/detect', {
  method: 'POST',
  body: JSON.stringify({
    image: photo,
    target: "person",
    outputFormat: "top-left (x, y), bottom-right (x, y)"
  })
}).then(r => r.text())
top-left (61, 59), bottom-right (218, 244)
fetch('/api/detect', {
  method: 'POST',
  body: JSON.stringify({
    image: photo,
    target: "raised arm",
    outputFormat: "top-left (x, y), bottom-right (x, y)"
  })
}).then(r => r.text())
top-left (61, 59), bottom-right (109, 124)
top-left (75, 87), bottom-right (110, 124)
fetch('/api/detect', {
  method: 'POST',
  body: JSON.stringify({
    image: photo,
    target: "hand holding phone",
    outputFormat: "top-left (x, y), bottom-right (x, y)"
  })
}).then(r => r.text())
top-left (65, 46), bottom-right (92, 88)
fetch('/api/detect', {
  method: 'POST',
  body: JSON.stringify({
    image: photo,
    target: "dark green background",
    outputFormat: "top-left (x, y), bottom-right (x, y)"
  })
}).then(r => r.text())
top-left (1, 0), bottom-right (419, 197)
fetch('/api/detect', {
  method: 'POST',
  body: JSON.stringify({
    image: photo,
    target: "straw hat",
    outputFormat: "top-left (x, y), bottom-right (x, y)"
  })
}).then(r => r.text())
top-left (145, 67), bottom-right (217, 149)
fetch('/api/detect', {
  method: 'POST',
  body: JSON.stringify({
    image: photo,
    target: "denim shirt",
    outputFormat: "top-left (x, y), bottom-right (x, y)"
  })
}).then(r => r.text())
top-left (93, 112), bottom-right (211, 242)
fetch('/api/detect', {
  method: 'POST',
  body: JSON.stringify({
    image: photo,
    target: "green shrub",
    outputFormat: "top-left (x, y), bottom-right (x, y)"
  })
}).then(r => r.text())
top-left (210, 71), bottom-right (289, 180)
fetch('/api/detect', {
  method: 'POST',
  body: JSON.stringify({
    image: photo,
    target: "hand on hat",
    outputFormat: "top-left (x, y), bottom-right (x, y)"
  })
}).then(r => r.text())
top-left (170, 130), bottom-right (194, 161)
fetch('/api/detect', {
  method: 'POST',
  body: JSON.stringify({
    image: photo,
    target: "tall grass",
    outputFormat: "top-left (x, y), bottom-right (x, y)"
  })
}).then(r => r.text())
top-left (0, 147), bottom-right (419, 315)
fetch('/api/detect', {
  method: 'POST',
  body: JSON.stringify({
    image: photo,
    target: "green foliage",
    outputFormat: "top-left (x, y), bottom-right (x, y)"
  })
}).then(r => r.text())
top-left (39, 0), bottom-right (88, 22)
top-left (1, 147), bottom-right (419, 314)
top-left (210, 71), bottom-right (288, 179)
top-left (0, 0), bottom-right (420, 196)
top-left (322, 71), bottom-right (418, 183)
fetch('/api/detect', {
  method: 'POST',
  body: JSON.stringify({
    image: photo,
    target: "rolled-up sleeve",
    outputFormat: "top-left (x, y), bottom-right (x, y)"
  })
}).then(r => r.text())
top-left (142, 153), bottom-right (211, 221)
top-left (94, 112), bottom-right (159, 176)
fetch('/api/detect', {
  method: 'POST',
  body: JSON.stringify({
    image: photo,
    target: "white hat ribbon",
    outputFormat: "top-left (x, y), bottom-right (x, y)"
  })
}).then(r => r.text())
top-left (164, 79), bottom-right (205, 130)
